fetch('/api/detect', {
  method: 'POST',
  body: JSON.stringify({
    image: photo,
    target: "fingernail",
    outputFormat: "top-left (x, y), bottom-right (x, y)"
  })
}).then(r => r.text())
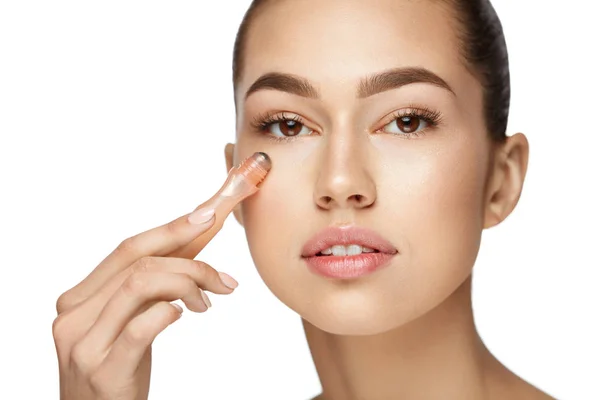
top-left (188, 208), bottom-right (215, 225)
top-left (218, 271), bottom-right (239, 289)
top-left (199, 289), bottom-right (212, 308)
top-left (172, 303), bottom-right (183, 313)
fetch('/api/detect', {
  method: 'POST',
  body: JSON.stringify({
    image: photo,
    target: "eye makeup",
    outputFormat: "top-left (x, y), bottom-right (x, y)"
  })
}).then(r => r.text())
top-left (247, 103), bottom-right (444, 142)
top-left (248, 110), bottom-right (318, 143)
top-left (373, 105), bottom-right (443, 139)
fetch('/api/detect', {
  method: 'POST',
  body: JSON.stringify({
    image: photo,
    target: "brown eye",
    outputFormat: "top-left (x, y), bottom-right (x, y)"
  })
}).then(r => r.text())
top-left (278, 119), bottom-right (303, 136)
top-left (396, 116), bottom-right (421, 133)
top-left (380, 112), bottom-right (431, 136)
top-left (252, 112), bottom-right (315, 139)
top-left (266, 116), bottom-right (313, 138)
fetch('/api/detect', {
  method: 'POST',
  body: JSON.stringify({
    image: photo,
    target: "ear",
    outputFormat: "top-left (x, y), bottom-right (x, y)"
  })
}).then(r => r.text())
top-left (225, 143), bottom-right (245, 226)
top-left (483, 133), bottom-right (529, 229)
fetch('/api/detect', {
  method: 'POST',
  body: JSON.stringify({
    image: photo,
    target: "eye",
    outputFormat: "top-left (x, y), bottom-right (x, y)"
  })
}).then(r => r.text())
top-left (268, 118), bottom-right (313, 137)
top-left (377, 107), bottom-right (442, 137)
top-left (390, 115), bottom-right (428, 134)
top-left (250, 112), bottom-right (315, 138)
top-left (382, 115), bottom-right (430, 135)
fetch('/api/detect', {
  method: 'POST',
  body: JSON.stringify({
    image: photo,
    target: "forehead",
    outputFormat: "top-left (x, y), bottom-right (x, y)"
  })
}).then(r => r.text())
top-left (240, 0), bottom-right (470, 97)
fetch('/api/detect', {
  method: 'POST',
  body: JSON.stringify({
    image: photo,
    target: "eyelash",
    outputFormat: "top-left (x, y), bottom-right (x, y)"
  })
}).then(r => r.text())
top-left (249, 106), bottom-right (443, 142)
top-left (376, 106), bottom-right (442, 139)
top-left (250, 111), bottom-right (309, 143)
top-left (250, 111), bottom-right (301, 131)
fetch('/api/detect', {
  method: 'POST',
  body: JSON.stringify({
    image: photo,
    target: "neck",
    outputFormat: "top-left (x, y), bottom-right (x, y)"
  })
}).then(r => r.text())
top-left (302, 275), bottom-right (505, 400)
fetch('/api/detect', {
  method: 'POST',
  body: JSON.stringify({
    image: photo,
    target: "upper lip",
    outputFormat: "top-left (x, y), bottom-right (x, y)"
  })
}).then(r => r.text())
top-left (301, 225), bottom-right (398, 257)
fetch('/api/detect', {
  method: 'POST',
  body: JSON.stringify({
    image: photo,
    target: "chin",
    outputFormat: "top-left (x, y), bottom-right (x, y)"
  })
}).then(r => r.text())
top-left (300, 303), bottom-right (412, 336)
top-left (282, 285), bottom-right (427, 336)
top-left (279, 272), bottom-right (471, 336)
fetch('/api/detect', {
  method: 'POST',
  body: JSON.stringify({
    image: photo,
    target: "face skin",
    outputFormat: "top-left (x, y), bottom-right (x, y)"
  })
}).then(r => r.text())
top-left (224, 0), bottom-right (539, 398)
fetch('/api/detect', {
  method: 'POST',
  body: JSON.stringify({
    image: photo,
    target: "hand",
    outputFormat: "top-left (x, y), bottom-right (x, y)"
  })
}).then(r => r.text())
top-left (52, 209), bottom-right (239, 400)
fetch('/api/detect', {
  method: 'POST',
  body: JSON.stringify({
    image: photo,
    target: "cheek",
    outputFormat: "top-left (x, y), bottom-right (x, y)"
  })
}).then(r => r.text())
top-left (233, 129), bottom-right (490, 334)
top-left (239, 174), bottom-right (305, 290)
top-left (232, 135), bottom-right (321, 298)
top-left (381, 136), bottom-right (488, 303)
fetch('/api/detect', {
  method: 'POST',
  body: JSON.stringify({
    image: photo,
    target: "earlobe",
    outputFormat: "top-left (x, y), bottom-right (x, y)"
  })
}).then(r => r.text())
top-left (483, 133), bottom-right (529, 229)
top-left (224, 143), bottom-right (245, 226)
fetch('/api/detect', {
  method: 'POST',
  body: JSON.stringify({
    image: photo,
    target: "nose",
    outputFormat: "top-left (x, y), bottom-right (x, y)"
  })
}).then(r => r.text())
top-left (313, 138), bottom-right (377, 210)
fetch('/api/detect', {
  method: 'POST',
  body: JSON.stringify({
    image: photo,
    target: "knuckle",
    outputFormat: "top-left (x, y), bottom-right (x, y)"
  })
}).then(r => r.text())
top-left (166, 219), bottom-right (180, 236)
top-left (55, 292), bottom-right (73, 314)
top-left (184, 276), bottom-right (199, 293)
top-left (52, 314), bottom-right (74, 363)
top-left (116, 236), bottom-right (137, 255)
top-left (192, 260), bottom-right (210, 279)
top-left (52, 314), bottom-right (68, 341)
top-left (122, 272), bottom-right (148, 296)
top-left (122, 322), bottom-right (149, 346)
top-left (132, 256), bottom-right (154, 274)
top-left (70, 343), bottom-right (94, 374)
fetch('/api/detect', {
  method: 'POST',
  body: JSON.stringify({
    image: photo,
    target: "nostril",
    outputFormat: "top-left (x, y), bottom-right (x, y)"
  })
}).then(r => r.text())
top-left (318, 195), bottom-right (333, 207)
top-left (350, 194), bottom-right (367, 204)
top-left (316, 193), bottom-right (374, 209)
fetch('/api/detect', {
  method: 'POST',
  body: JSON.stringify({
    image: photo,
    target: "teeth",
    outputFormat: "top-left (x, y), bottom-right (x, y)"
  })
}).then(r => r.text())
top-left (319, 244), bottom-right (377, 256)
top-left (347, 244), bottom-right (362, 256)
top-left (332, 245), bottom-right (346, 256)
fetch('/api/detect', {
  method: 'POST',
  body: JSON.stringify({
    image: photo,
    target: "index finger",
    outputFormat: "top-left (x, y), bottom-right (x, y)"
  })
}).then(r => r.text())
top-left (62, 209), bottom-right (216, 309)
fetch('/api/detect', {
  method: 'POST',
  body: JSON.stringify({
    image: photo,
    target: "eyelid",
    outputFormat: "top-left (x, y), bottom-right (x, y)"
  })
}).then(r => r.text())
top-left (253, 110), bottom-right (321, 134)
top-left (372, 106), bottom-right (441, 132)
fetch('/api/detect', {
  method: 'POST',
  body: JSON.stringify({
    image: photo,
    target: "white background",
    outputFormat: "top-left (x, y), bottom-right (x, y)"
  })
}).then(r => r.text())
top-left (1, 1), bottom-right (599, 399)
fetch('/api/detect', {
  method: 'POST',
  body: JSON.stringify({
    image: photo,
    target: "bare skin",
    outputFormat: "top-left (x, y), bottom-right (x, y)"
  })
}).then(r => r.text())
top-left (54, 0), bottom-right (556, 398)
top-left (53, 209), bottom-right (239, 399)
top-left (305, 276), bottom-right (553, 399)
top-left (225, 0), bottom-right (556, 399)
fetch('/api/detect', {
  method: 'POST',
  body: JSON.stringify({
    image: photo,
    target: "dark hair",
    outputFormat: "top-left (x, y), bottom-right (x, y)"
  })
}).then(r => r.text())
top-left (232, 0), bottom-right (510, 141)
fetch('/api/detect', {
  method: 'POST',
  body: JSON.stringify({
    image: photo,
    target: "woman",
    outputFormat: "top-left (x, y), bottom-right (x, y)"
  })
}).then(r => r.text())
top-left (53, 0), bottom-right (555, 398)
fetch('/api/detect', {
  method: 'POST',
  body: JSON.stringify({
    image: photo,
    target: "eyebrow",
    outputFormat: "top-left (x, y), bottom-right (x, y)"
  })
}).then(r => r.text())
top-left (244, 67), bottom-right (455, 100)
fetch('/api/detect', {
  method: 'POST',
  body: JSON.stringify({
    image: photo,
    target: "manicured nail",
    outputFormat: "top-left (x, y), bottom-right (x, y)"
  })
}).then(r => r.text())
top-left (199, 289), bottom-right (212, 308)
top-left (172, 303), bottom-right (183, 313)
top-left (188, 208), bottom-right (215, 225)
top-left (218, 271), bottom-right (239, 289)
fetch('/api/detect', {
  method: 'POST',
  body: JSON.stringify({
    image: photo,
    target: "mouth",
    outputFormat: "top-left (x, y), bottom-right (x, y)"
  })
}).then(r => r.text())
top-left (314, 244), bottom-right (380, 257)
top-left (301, 225), bottom-right (397, 257)
top-left (301, 225), bottom-right (398, 279)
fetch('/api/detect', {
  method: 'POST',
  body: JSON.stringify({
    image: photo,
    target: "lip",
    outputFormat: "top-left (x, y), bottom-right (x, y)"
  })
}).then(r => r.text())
top-left (301, 225), bottom-right (398, 279)
top-left (301, 225), bottom-right (398, 257)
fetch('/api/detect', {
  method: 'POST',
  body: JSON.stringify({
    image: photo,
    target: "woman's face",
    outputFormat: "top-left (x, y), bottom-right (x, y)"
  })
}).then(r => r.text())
top-left (229, 0), bottom-right (495, 334)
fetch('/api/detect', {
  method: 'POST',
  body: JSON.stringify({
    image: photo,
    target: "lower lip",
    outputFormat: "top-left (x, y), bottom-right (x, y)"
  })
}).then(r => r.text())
top-left (303, 252), bottom-right (395, 279)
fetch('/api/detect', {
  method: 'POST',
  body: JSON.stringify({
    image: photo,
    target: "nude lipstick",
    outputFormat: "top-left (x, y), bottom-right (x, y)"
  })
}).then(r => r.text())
top-left (301, 225), bottom-right (398, 279)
